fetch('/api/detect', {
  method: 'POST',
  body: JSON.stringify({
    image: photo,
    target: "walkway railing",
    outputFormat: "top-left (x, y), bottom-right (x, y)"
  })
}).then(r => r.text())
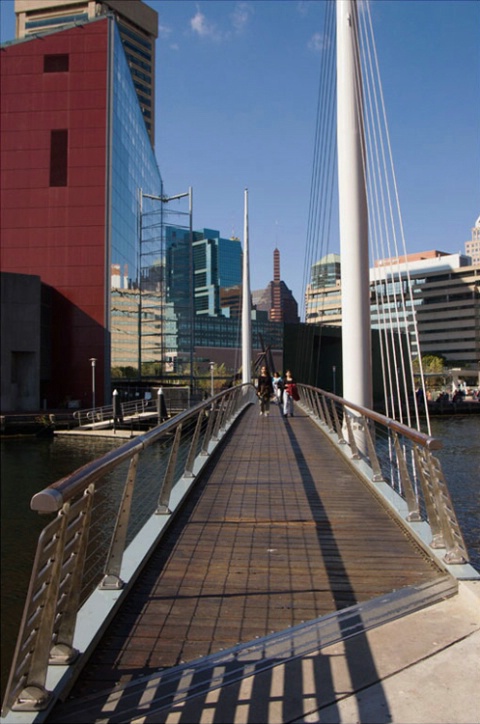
top-left (1, 384), bottom-right (256, 718)
top-left (297, 384), bottom-right (469, 567)
top-left (1, 383), bottom-right (470, 719)
top-left (73, 397), bottom-right (155, 426)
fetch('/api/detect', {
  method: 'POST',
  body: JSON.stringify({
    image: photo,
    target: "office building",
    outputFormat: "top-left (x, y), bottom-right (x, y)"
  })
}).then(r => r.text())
top-left (1, 13), bottom-right (163, 407)
top-left (166, 226), bottom-right (242, 318)
top-left (465, 216), bottom-right (480, 266)
top-left (304, 253), bottom-right (342, 325)
top-left (13, 0), bottom-right (158, 143)
top-left (305, 250), bottom-right (479, 366)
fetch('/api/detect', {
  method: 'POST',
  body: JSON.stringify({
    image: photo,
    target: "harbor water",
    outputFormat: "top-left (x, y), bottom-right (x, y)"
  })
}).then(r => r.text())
top-left (1, 416), bottom-right (479, 700)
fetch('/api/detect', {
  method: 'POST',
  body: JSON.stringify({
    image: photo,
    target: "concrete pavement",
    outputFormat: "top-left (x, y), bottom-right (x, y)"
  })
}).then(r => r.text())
top-left (139, 581), bottom-right (479, 724)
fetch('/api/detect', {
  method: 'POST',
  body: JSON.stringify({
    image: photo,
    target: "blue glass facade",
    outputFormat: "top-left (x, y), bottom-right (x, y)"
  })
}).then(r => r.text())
top-left (109, 21), bottom-right (163, 370)
top-left (167, 227), bottom-right (242, 317)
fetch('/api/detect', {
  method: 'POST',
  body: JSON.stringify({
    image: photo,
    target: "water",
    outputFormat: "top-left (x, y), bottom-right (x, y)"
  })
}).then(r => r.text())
top-left (429, 416), bottom-right (480, 572)
top-left (0, 435), bottom-right (123, 700)
top-left (1, 418), bottom-right (479, 700)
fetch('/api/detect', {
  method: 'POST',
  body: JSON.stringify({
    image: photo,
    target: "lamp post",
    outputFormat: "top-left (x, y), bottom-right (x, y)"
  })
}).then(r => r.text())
top-left (210, 361), bottom-right (215, 397)
top-left (89, 358), bottom-right (97, 410)
top-left (332, 365), bottom-right (336, 396)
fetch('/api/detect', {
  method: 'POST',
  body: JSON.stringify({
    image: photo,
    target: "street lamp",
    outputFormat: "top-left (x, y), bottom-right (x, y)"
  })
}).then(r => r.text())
top-left (89, 358), bottom-right (97, 410)
top-left (210, 361), bottom-right (215, 397)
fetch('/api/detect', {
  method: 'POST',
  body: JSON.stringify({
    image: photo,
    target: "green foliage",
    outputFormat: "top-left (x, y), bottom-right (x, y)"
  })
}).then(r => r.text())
top-left (111, 366), bottom-right (138, 378)
top-left (141, 362), bottom-right (162, 377)
top-left (412, 355), bottom-right (446, 375)
top-left (196, 362), bottom-right (229, 394)
top-left (421, 354), bottom-right (446, 374)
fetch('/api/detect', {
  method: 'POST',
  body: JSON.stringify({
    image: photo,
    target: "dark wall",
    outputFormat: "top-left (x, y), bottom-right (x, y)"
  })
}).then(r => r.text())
top-left (283, 323), bottom-right (406, 409)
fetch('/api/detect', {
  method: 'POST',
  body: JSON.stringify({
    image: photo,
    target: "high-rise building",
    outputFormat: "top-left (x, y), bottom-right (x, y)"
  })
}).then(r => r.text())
top-left (1, 13), bottom-right (163, 407)
top-left (305, 250), bottom-right (479, 366)
top-left (465, 216), bottom-right (480, 266)
top-left (305, 253), bottom-right (342, 324)
top-left (166, 227), bottom-right (242, 318)
top-left (13, 0), bottom-right (158, 143)
top-left (252, 249), bottom-right (299, 324)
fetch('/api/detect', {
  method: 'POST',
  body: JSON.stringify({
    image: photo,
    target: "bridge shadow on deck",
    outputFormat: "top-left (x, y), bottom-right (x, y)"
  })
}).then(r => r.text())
top-left (48, 402), bottom-right (445, 723)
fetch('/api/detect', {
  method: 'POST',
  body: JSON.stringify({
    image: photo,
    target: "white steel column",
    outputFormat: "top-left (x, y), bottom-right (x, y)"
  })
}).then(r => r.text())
top-left (336, 0), bottom-right (372, 409)
top-left (242, 188), bottom-right (252, 384)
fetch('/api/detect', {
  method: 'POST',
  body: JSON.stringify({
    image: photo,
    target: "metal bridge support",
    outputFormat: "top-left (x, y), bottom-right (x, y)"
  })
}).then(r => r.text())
top-left (157, 424), bottom-right (182, 514)
top-left (101, 455), bottom-right (140, 589)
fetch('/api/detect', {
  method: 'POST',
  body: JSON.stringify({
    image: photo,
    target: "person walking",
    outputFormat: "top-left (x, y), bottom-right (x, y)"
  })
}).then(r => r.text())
top-left (283, 370), bottom-right (298, 417)
top-left (272, 371), bottom-right (283, 407)
top-left (257, 365), bottom-right (273, 416)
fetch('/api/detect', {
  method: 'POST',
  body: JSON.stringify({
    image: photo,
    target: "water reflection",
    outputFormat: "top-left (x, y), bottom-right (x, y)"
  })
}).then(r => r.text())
top-left (1, 435), bottom-right (123, 698)
top-left (430, 416), bottom-right (480, 572)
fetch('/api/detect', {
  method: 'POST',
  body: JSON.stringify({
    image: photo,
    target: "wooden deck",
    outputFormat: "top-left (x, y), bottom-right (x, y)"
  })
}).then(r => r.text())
top-left (48, 401), bottom-right (445, 721)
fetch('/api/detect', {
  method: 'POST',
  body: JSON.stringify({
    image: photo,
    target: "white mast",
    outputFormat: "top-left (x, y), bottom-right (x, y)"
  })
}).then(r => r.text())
top-left (336, 0), bottom-right (372, 409)
top-left (242, 188), bottom-right (252, 384)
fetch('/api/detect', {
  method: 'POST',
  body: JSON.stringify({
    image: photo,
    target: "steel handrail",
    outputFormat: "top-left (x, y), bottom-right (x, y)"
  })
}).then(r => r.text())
top-left (2, 383), bottom-right (256, 718)
top-left (296, 383), bottom-right (469, 567)
top-left (301, 385), bottom-right (442, 450)
top-left (1, 381), bottom-right (469, 719)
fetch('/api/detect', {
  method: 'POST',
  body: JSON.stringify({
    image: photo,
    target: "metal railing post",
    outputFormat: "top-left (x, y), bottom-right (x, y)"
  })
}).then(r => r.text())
top-left (331, 400), bottom-right (346, 444)
top-left (343, 410), bottom-right (361, 459)
top-left (50, 485), bottom-right (95, 663)
top-left (201, 403), bottom-right (217, 455)
top-left (2, 505), bottom-right (72, 713)
top-left (184, 409), bottom-right (204, 477)
top-left (363, 419), bottom-right (383, 482)
top-left (212, 401), bottom-right (224, 440)
top-left (157, 424), bottom-right (183, 514)
top-left (392, 433), bottom-right (421, 521)
top-left (322, 396), bottom-right (335, 431)
top-left (101, 454), bottom-right (140, 589)
top-left (414, 447), bottom-right (469, 563)
top-left (316, 392), bottom-right (327, 425)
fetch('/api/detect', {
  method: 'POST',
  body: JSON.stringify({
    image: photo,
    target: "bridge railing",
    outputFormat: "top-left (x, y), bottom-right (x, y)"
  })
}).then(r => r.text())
top-left (73, 397), bottom-right (156, 426)
top-left (297, 383), bottom-right (469, 567)
top-left (1, 383), bottom-right (256, 718)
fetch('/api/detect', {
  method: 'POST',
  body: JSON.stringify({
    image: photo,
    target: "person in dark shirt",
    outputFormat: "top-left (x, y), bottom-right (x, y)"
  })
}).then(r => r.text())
top-left (257, 365), bottom-right (273, 416)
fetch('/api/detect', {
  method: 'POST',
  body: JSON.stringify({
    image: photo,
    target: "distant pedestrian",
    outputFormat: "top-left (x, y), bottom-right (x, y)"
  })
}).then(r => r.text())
top-left (272, 371), bottom-right (283, 407)
top-left (257, 365), bottom-right (273, 416)
top-left (283, 370), bottom-right (299, 417)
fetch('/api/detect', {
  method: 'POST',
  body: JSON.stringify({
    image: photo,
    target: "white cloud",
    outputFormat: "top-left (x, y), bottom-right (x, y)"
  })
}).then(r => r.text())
top-left (158, 22), bottom-right (172, 40)
top-left (308, 31), bottom-right (329, 53)
top-left (190, 6), bottom-right (223, 40)
top-left (190, 2), bottom-right (253, 42)
top-left (231, 2), bottom-right (253, 34)
top-left (297, 1), bottom-right (310, 16)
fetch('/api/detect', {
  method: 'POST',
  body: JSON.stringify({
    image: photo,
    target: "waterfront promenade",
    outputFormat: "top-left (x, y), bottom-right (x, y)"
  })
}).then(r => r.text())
top-left (37, 401), bottom-right (478, 724)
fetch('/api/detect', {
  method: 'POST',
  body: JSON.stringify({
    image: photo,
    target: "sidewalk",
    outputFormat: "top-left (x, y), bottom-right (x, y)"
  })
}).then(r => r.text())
top-left (143, 581), bottom-right (479, 724)
top-left (301, 581), bottom-right (480, 724)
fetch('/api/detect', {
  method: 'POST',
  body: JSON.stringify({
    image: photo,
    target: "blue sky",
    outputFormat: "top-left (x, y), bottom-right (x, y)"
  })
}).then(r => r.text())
top-left (1, 0), bottom-right (479, 308)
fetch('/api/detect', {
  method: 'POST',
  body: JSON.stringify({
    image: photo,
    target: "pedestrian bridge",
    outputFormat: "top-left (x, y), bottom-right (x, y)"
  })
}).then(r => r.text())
top-left (1, 384), bottom-right (478, 723)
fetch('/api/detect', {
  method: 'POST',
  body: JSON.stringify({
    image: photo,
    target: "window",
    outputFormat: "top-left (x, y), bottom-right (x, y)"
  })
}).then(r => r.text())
top-left (49, 130), bottom-right (68, 187)
top-left (44, 54), bottom-right (69, 72)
